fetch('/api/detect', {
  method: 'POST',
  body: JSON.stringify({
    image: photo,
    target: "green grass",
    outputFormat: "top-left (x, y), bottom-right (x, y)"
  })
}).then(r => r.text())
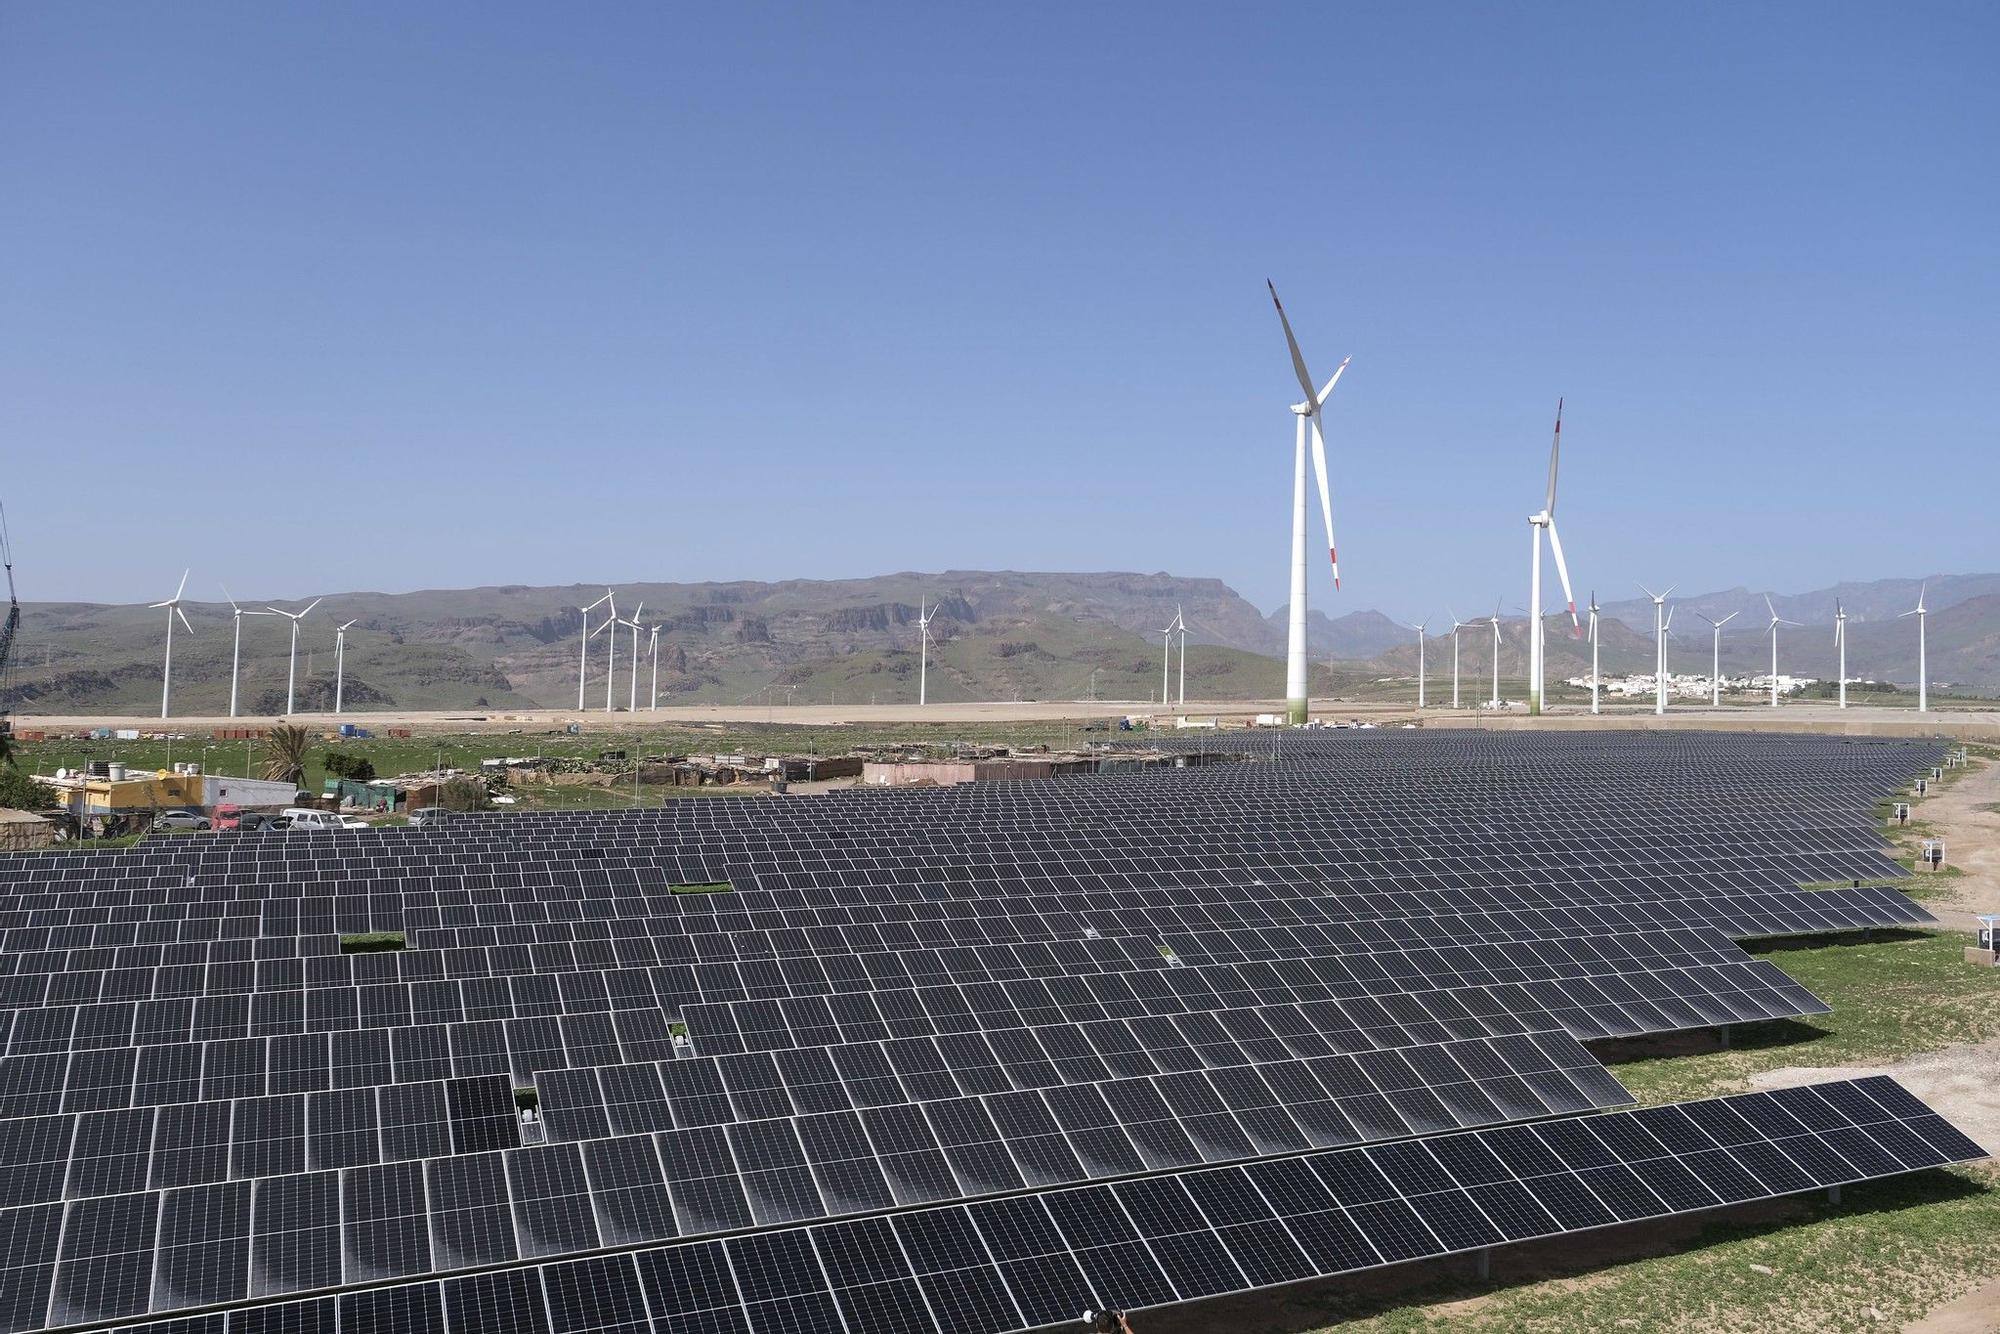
top-left (1599, 930), bottom-right (2000, 1106)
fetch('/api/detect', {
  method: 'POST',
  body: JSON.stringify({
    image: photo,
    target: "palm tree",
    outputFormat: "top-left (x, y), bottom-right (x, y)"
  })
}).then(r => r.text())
top-left (262, 723), bottom-right (313, 789)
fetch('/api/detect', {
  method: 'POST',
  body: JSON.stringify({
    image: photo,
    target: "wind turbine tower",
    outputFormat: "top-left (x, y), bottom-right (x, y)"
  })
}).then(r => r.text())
top-left (1487, 605), bottom-right (1503, 708)
top-left (1267, 282), bottom-right (1348, 725)
top-left (219, 585), bottom-right (274, 720)
top-left (149, 569), bottom-right (195, 720)
top-left (1834, 601), bottom-right (1848, 709)
top-left (1412, 620), bottom-right (1428, 709)
top-left (265, 597), bottom-right (322, 716)
top-left (577, 590), bottom-right (611, 712)
top-left (1695, 610), bottom-right (1740, 707)
top-left (1899, 584), bottom-right (1929, 712)
top-left (648, 624), bottom-right (662, 712)
top-left (1639, 585), bottom-right (1673, 716)
top-left (1527, 401), bottom-right (1580, 715)
top-left (1448, 609), bottom-right (1467, 709)
top-left (622, 601), bottom-right (645, 714)
top-left (1763, 595), bottom-right (1801, 707)
top-left (333, 619), bottom-right (358, 714)
top-left (1586, 592), bottom-right (1601, 715)
top-left (916, 597), bottom-right (938, 706)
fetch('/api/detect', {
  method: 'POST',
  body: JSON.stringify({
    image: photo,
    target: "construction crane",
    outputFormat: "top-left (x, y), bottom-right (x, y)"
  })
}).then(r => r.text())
top-left (0, 498), bottom-right (18, 744)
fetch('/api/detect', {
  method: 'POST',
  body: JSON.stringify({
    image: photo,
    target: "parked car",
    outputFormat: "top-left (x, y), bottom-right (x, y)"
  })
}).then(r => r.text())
top-left (339, 815), bottom-right (371, 830)
top-left (408, 807), bottom-right (447, 828)
top-left (278, 807), bottom-right (345, 831)
top-left (151, 811), bottom-right (211, 832)
top-left (235, 811), bottom-right (277, 832)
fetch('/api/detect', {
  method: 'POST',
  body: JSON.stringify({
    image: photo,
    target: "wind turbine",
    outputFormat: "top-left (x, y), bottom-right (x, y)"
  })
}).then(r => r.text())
top-left (648, 623), bottom-right (662, 711)
top-left (1268, 282), bottom-right (1349, 725)
top-left (333, 619), bottom-right (358, 714)
top-left (1176, 606), bottom-right (1188, 707)
top-left (1694, 610), bottom-right (1740, 706)
top-left (577, 590), bottom-right (612, 711)
top-left (149, 569), bottom-right (195, 720)
top-left (1763, 595), bottom-right (1801, 707)
top-left (219, 584), bottom-right (275, 719)
top-left (1834, 600), bottom-right (1848, 709)
top-left (593, 591), bottom-right (620, 712)
top-left (1527, 400), bottom-right (1581, 715)
top-left (1486, 604), bottom-right (1503, 708)
top-left (1639, 585), bottom-right (1674, 716)
top-left (1899, 583), bottom-right (1929, 712)
top-left (621, 601), bottom-right (645, 713)
top-left (1412, 619), bottom-right (1428, 709)
top-left (916, 597), bottom-right (938, 706)
top-left (1160, 606), bottom-right (1187, 708)
top-left (1447, 609), bottom-right (1467, 709)
top-left (1586, 592), bottom-right (1602, 715)
top-left (265, 597), bottom-right (322, 716)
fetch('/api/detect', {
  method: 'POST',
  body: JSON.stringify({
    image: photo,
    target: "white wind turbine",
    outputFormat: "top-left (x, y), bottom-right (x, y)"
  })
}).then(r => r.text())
top-left (577, 590), bottom-right (612, 712)
top-left (648, 623), bottom-right (663, 711)
top-left (1268, 282), bottom-right (1349, 726)
top-left (333, 619), bottom-right (358, 714)
top-left (592, 591), bottom-right (620, 712)
top-left (1486, 604), bottom-right (1503, 708)
top-left (1160, 606), bottom-right (1187, 707)
top-left (1694, 610), bottom-right (1740, 706)
top-left (621, 601), bottom-right (645, 713)
top-left (1639, 585), bottom-right (1674, 715)
top-left (1763, 595), bottom-right (1801, 707)
top-left (149, 569), bottom-right (195, 720)
top-left (265, 597), bottom-right (323, 716)
top-left (1586, 591), bottom-right (1602, 715)
top-left (916, 596), bottom-right (938, 706)
top-left (1527, 400), bottom-right (1581, 715)
top-left (219, 584), bottom-right (275, 719)
top-left (1899, 583), bottom-right (1929, 712)
top-left (1412, 619), bottom-right (1428, 709)
top-left (1447, 609), bottom-right (1468, 709)
top-left (1834, 600), bottom-right (1848, 710)
top-left (1176, 605), bottom-right (1188, 707)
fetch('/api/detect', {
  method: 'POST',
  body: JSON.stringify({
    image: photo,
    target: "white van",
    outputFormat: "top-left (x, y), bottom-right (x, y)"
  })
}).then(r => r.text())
top-left (280, 807), bottom-right (368, 831)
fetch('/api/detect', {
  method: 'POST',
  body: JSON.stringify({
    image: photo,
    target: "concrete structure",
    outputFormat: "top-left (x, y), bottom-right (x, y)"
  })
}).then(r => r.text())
top-left (0, 809), bottom-right (55, 851)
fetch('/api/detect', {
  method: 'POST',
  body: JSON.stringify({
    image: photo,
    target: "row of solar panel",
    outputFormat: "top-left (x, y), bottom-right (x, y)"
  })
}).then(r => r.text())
top-left (24, 1076), bottom-right (1982, 1334)
top-left (0, 1074), bottom-right (520, 1207)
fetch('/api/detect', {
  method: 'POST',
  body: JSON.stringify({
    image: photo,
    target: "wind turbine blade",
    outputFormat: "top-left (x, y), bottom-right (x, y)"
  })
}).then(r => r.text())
top-left (1266, 280), bottom-right (1320, 405)
top-left (147, 599), bottom-right (172, 610)
top-left (1638, 583), bottom-right (1658, 601)
top-left (300, 597), bottom-right (322, 616)
top-left (174, 569), bottom-right (189, 600)
top-left (1308, 413), bottom-right (1340, 590)
top-left (1764, 594), bottom-right (1777, 621)
top-left (1544, 398), bottom-right (1562, 516)
top-left (175, 606), bottom-right (194, 634)
top-left (1315, 357), bottom-right (1350, 408)
top-left (220, 583), bottom-right (238, 611)
top-left (1545, 517), bottom-right (1580, 633)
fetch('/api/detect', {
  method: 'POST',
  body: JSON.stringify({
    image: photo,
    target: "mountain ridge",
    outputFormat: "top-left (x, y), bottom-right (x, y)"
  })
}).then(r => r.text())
top-left (4, 570), bottom-right (1994, 714)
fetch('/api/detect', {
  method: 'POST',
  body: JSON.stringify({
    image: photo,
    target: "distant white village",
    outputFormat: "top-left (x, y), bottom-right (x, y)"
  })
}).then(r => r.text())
top-left (1567, 671), bottom-right (1817, 699)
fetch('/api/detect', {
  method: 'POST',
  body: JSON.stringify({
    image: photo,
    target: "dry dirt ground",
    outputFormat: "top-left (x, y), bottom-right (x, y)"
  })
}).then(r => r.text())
top-left (14, 702), bottom-right (2000, 739)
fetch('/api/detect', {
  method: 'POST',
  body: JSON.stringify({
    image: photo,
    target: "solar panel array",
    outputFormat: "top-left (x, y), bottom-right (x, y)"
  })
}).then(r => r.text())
top-left (0, 729), bottom-right (1978, 1334)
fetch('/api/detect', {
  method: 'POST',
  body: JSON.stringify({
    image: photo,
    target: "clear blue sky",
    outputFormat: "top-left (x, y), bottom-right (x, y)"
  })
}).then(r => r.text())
top-left (3, 3), bottom-right (1994, 621)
